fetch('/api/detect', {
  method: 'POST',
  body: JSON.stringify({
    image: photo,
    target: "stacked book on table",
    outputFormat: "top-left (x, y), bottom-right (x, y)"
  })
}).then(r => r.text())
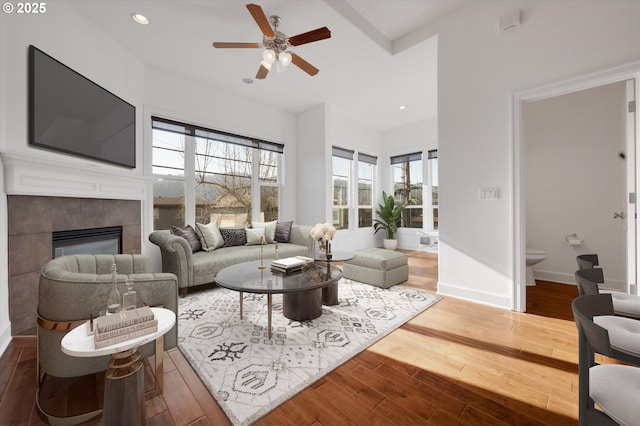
top-left (93, 306), bottom-right (157, 349)
top-left (271, 256), bottom-right (313, 275)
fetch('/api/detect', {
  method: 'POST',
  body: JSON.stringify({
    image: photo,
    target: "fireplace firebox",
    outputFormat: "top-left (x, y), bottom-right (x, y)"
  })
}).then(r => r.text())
top-left (52, 226), bottom-right (123, 258)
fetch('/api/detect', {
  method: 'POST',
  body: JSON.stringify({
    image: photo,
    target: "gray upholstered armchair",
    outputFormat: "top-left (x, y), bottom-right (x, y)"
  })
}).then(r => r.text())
top-left (36, 254), bottom-right (178, 425)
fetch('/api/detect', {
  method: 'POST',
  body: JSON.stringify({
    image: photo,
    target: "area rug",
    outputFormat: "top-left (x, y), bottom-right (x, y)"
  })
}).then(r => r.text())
top-left (177, 279), bottom-right (441, 425)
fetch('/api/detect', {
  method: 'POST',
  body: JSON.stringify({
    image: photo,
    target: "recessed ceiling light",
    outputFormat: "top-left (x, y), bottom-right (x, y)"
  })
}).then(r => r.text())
top-left (243, 78), bottom-right (254, 84)
top-left (131, 13), bottom-right (149, 25)
top-left (398, 105), bottom-right (407, 111)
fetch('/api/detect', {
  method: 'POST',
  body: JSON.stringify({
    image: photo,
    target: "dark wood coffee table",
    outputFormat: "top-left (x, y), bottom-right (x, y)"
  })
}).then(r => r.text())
top-left (215, 260), bottom-right (342, 338)
top-left (314, 251), bottom-right (354, 305)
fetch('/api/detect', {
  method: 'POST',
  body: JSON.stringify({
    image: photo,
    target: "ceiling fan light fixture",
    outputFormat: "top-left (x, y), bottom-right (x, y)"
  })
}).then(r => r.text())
top-left (262, 49), bottom-right (276, 64)
top-left (278, 51), bottom-right (292, 67)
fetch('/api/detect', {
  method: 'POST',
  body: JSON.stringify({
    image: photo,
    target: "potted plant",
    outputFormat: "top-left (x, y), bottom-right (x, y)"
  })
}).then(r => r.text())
top-left (373, 191), bottom-right (406, 250)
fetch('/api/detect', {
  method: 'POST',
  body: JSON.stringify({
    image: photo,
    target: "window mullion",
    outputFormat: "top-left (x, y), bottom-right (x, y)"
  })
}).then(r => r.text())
top-left (184, 135), bottom-right (196, 226)
top-left (252, 149), bottom-right (260, 222)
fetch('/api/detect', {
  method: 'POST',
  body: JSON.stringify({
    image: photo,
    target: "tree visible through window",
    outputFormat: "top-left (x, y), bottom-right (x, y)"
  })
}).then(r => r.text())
top-left (391, 152), bottom-right (423, 229)
top-left (151, 117), bottom-right (282, 230)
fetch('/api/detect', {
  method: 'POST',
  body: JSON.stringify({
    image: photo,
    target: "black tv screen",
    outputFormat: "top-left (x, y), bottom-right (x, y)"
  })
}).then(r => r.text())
top-left (28, 45), bottom-right (136, 168)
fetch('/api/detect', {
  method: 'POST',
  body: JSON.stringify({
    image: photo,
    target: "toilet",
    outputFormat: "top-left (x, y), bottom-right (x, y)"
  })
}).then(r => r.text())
top-left (526, 248), bottom-right (547, 286)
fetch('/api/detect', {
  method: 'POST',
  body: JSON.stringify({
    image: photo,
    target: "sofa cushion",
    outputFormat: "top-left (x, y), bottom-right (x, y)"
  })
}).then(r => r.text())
top-left (252, 220), bottom-right (277, 243)
top-left (220, 227), bottom-right (247, 247)
top-left (195, 222), bottom-right (224, 252)
top-left (170, 225), bottom-right (201, 253)
top-left (245, 227), bottom-right (266, 245)
top-left (275, 221), bottom-right (293, 243)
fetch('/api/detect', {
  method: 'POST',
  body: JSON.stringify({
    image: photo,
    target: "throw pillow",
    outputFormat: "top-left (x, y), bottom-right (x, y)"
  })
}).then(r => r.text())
top-left (245, 227), bottom-right (266, 245)
top-left (194, 222), bottom-right (224, 252)
top-left (275, 221), bottom-right (294, 243)
top-left (170, 225), bottom-right (202, 253)
top-left (252, 220), bottom-right (277, 243)
top-left (220, 227), bottom-right (247, 247)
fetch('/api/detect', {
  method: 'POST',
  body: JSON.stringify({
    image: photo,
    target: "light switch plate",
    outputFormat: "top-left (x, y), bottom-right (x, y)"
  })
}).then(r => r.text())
top-left (479, 187), bottom-right (500, 200)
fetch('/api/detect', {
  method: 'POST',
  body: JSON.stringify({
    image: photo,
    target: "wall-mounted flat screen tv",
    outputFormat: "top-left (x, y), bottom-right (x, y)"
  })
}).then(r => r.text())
top-left (28, 45), bottom-right (136, 168)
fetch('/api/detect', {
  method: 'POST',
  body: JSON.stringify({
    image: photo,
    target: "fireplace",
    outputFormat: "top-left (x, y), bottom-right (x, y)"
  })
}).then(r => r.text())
top-left (52, 226), bottom-right (123, 258)
top-left (7, 196), bottom-right (141, 335)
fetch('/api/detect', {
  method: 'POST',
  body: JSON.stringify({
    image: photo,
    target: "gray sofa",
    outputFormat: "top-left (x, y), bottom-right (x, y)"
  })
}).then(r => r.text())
top-left (149, 224), bottom-right (313, 294)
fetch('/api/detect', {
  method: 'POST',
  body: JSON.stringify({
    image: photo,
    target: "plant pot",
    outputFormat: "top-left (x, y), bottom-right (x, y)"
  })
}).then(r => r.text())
top-left (383, 238), bottom-right (398, 250)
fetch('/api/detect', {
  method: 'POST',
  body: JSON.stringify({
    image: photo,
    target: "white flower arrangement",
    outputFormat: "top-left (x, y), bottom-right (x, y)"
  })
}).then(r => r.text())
top-left (310, 223), bottom-right (336, 241)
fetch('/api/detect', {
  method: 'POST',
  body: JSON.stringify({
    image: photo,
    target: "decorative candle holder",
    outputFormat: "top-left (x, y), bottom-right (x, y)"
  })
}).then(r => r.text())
top-left (258, 236), bottom-right (266, 269)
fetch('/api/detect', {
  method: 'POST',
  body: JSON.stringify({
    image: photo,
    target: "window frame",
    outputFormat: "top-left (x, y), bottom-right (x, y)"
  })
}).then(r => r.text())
top-left (331, 146), bottom-right (377, 231)
top-left (389, 149), bottom-right (438, 233)
top-left (151, 116), bottom-right (283, 230)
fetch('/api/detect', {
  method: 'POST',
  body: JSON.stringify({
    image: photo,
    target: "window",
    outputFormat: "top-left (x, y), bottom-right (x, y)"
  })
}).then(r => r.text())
top-left (357, 153), bottom-right (377, 228)
top-left (331, 147), bottom-right (377, 231)
top-left (152, 117), bottom-right (283, 230)
top-left (391, 152), bottom-right (423, 229)
top-left (331, 146), bottom-right (353, 230)
top-left (151, 120), bottom-right (187, 230)
top-left (428, 149), bottom-right (438, 230)
top-left (194, 137), bottom-right (252, 227)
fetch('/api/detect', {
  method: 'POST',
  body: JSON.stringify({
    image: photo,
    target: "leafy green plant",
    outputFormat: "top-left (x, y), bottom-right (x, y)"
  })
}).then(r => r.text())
top-left (373, 191), bottom-right (406, 239)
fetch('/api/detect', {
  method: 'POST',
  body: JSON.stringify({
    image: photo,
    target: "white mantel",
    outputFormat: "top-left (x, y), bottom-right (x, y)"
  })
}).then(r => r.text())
top-left (1, 153), bottom-right (150, 200)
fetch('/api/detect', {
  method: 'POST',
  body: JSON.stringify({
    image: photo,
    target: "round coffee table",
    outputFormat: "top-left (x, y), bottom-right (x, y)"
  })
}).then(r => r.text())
top-left (215, 260), bottom-right (342, 338)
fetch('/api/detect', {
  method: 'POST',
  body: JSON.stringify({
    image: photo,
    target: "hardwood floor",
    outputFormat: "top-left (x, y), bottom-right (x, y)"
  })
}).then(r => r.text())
top-left (0, 251), bottom-right (581, 425)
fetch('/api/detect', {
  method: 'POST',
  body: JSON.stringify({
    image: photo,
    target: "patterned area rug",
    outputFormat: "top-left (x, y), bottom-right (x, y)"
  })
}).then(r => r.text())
top-left (177, 279), bottom-right (441, 425)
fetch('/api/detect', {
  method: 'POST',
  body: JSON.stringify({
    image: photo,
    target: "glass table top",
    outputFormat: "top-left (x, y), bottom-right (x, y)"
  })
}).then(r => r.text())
top-left (215, 260), bottom-right (342, 294)
top-left (314, 250), bottom-right (354, 263)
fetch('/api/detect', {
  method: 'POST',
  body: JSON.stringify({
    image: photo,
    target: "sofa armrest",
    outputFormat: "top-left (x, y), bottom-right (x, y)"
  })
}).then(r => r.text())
top-left (149, 231), bottom-right (193, 289)
top-left (289, 225), bottom-right (313, 254)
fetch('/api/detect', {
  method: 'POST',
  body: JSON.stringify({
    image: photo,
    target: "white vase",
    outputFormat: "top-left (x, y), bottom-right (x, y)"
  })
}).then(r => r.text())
top-left (383, 238), bottom-right (397, 250)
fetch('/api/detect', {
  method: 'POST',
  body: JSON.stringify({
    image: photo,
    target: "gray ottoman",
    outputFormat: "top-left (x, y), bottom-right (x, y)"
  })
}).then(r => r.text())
top-left (343, 248), bottom-right (408, 288)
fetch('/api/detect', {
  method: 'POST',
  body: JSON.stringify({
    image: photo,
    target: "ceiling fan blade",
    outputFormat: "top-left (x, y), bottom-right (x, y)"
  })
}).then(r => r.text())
top-left (212, 42), bottom-right (261, 48)
top-left (246, 3), bottom-right (275, 38)
top-left (290, 53), bottom-right (319, 76)
top-left (288, 27), bottom-right (331, 46)
top-left (256, 64), bottom-right (270, 79)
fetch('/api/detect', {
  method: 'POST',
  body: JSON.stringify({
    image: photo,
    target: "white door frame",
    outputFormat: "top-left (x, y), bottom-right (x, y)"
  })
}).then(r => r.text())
top-left (512, 62), bottom-right (640, 312)
top-left (625, 79), bottom-right (637, 295)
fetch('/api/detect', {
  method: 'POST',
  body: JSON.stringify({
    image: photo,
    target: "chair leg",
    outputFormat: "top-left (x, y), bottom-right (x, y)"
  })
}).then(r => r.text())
top-left (577, 329), bottom-right (593, 426)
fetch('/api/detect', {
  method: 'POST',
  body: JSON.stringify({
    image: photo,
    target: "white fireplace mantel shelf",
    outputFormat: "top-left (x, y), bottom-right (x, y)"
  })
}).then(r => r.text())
top-left (1, 153), bottom-right (151, 201)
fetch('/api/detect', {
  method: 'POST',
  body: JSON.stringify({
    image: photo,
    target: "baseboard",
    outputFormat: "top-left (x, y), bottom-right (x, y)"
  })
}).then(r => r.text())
top-left (534, 269), bottom-right (625, 291)
top-left (0, 322), bottom-right (11, 357)
top-left (438, 281), bottom-right (512, 310)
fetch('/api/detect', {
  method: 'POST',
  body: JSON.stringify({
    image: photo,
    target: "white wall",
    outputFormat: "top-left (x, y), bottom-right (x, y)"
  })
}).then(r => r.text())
top-left (526, 82), bottom-right (626, 289)
top-left (295, 104), bottom-right (330, 227)
top-left (436, 1), bottom-right (640, 308)
top-left (381, 118), bottom-right (438, 250)
top-left (0, 1), bottom-right (146, 351)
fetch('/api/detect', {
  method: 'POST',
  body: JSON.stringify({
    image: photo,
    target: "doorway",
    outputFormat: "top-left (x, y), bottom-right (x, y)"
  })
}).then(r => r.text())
top-left (513, 65), bottom-right (640, 312)
top-left (525, 81), bottom-right (627, 289)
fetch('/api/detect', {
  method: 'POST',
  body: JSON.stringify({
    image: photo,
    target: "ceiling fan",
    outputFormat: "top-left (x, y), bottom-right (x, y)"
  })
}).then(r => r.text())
top-left (212, 3), bottom-right (331, 79)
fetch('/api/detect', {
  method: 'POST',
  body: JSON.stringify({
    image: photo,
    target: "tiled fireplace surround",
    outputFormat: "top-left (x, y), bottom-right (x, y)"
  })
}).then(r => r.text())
top-left (7, 196), bottom-right (141, 335)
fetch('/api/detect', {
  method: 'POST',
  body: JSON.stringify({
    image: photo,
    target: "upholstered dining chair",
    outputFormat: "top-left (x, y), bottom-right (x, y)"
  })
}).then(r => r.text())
top-left (36, 254), bottom-right (178, 425)
top-left (572, 294), bottom-right (640, 426)
top-left (576, 254), bottom-right (599, 270)
top-left (574, 268), bottom-right (640, 319)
